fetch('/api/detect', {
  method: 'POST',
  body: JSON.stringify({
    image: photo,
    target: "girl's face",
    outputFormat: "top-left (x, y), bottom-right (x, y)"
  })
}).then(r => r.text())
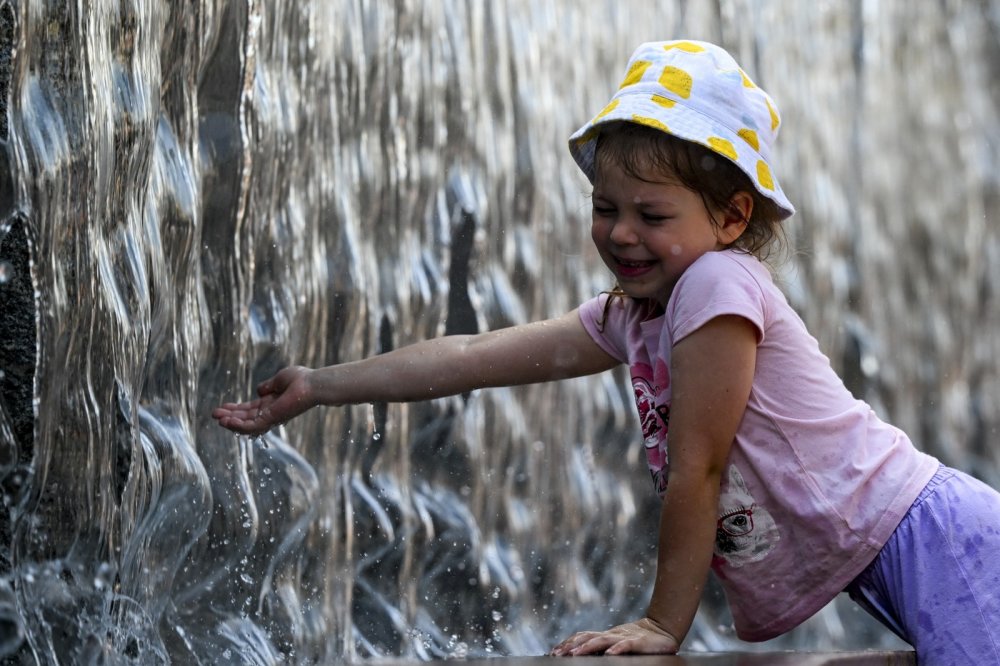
top-left (591, 159), bottom-right (747, 307)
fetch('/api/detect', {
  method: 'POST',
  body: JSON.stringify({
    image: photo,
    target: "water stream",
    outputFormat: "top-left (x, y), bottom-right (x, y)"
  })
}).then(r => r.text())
top-left (0, 0), bottom-right (998, 662)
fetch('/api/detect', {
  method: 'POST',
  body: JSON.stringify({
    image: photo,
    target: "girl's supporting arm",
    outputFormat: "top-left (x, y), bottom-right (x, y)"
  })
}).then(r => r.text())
top-left (213, 308), bottom-right (620, 435)
top-left (551, 314), bottom-right (757, 656)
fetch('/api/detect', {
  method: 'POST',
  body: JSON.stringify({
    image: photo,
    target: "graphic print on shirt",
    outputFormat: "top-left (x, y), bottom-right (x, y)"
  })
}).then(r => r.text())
top-left (631, 360), bottom-right (671, 497)
top-left (714, 466), bottom-right (779, 568)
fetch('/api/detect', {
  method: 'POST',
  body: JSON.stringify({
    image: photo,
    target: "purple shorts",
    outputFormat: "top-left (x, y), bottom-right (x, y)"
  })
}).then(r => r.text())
top-left (846, 465), bottom-right (1000, 664)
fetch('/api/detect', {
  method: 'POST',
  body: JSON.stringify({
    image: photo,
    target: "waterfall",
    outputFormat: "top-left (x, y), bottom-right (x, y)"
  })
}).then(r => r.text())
top-left (0, 0), bottom-right (997, 662)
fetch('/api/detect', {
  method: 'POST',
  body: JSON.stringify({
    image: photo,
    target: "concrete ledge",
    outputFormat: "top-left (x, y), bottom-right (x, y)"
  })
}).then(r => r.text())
top-left (374, 652), bottom-right (915, 665)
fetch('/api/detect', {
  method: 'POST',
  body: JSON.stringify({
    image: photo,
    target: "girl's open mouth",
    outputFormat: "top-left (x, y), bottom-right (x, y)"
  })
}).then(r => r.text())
top-left (615, 257), bottom-right (656, 277)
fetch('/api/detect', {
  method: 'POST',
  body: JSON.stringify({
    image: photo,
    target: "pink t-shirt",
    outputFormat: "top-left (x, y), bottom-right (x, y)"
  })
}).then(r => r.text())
top-left (578, 249), bottom-right (938, 641)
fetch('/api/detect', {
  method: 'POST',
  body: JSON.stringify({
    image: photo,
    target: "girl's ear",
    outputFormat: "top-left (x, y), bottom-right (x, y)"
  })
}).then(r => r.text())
top-left (717, 191), bottom-right (753, 245)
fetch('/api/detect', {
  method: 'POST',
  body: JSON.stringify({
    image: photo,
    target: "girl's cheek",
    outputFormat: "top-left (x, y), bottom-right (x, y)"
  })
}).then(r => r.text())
top-left (590, 220), bottom-right (604, 244)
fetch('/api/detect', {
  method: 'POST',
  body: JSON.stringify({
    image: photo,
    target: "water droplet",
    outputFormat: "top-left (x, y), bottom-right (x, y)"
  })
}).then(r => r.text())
top-left (0, 261), bottom-right (12, 284)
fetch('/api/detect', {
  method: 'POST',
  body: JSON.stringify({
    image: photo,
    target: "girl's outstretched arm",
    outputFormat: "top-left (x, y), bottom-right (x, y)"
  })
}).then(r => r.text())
top-left (552, 314), bottom-right (757, 656)
top-left (213, 308), bottom-right (619, 435)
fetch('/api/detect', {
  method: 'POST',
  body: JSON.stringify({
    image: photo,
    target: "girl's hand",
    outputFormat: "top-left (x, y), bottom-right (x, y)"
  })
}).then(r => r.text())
top-left (549, 617), bottom-right (680, 656)
top-left (212, 366), bottom-right (316, 435)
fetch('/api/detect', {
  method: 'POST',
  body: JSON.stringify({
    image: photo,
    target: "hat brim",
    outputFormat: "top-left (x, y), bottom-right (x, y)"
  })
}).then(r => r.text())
top-left (569, 90), bottom-right (795, 221)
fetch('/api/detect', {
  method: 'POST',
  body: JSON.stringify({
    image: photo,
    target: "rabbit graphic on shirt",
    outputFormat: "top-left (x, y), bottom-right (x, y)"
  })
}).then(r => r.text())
top-left (714, 466), bottom-right (779, 567)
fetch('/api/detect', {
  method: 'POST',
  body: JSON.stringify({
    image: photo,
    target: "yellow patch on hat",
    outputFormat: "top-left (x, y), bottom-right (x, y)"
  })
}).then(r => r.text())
top-left (738, 128), bottom-right (760, 151)
top-left (594, 99), bottom-right (620, 121)
top-left (651, 94), bottom-right (676, 109)
top-left (766, 98), bottom-right (780, 131)
top-left (739, 69), bottom-right (756, 88)
top-left (620, 60), bottom-right (652, 89)
top-left (632, 114), bottom-right (670, 134)
top-left (663, 41), bottom-right (705, 53)
top-left (707, 137), bottom-right (738, 161)
top-left (757, 160), bottom-right (775, 191)
top-left (659, 66), bottom-right (693, 99)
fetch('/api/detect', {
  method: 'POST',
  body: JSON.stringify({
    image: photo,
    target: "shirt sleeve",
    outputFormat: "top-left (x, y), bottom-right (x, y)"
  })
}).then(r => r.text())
top-left (577, 293), bottom-right (628, 363)
top-left (667, 252), bottom-right (768, 345)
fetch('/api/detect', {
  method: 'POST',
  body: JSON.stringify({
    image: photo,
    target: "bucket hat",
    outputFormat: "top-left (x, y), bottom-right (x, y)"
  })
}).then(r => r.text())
top-left (569, 40), bottom-right (795, 220)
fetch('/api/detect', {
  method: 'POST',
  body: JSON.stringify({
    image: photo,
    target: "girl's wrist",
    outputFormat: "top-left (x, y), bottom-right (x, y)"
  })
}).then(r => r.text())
top-left (643, 607), bottom-right (686, 646)
top-left (303, 366), bottom-right (331, 408)
top-left (308, 364), bottom-right (356, 408)
top-left (636, 616), bottom-right (682, 647)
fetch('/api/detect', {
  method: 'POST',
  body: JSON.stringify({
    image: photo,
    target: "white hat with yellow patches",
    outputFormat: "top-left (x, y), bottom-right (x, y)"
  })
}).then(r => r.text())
top-left (569, 40), bottom-right (794, 220)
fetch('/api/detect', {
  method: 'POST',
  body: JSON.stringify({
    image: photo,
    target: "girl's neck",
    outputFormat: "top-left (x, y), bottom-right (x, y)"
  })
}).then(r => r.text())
top-left (639, 298), bottom-right (666, 320)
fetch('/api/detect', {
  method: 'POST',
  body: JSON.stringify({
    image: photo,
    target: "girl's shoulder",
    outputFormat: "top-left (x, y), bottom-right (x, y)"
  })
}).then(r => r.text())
top-left (672, 250), bottom-right (772, 302)
top-left (690, 248), bottom-right (769, 279)
top-left (665, 250), bottom-right (775, 343)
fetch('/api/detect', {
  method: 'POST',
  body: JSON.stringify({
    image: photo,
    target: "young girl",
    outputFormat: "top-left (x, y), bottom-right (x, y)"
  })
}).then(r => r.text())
top-left (214, 40), bottom-right (1000, 663)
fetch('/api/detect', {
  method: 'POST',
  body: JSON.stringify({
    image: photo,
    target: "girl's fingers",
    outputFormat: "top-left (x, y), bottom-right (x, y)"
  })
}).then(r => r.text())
top-left (216, 398), bottom-right (263, 411)
top-left (604, 638), bottom-right (639, 655)
top-left (572, 635), bottom-right (618, 655)
top-left (552, 622), bottom-right (678, 657)
top-left (218, 415), bottom-right (268, 436)
top-left (213, 407), bottom-right (247, 419)
top-left (551, 632), bottom-right (600, 655)
top-left (212, 400), bottom-right (271, 433)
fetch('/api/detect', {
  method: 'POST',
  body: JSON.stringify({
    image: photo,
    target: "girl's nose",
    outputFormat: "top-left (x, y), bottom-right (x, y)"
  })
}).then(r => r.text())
top-left (608, 218), bottom-right (640, 245)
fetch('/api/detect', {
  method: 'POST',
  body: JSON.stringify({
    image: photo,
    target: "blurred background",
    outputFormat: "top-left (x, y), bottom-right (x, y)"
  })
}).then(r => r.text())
top-left (0, 0), bottom-right (997, 662)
